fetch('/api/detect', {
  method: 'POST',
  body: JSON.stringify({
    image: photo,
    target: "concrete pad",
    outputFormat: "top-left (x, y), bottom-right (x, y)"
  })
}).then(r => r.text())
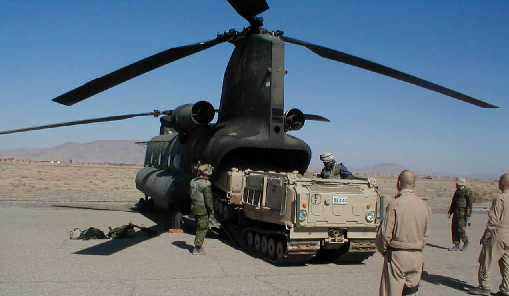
top-left (0, 202), bottom-right (503, 296)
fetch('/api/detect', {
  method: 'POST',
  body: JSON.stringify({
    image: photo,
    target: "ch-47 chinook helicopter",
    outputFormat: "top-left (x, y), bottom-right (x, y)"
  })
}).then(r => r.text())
top-left (0, 0), bottom-right (498, 263)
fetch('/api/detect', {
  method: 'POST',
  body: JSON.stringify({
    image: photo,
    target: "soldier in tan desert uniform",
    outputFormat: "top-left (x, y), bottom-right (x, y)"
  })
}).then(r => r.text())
top-left (377, 170), bottom-right (432, 296)
top-left (470, 173), bottom-right (509, 296)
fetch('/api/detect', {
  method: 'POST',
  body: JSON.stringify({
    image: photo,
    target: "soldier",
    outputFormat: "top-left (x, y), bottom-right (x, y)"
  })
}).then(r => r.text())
top-left (319, 152), bottom-right (354, 179)
top-left (447, 177), bottom-right (473, 251)
top-left (190, 163), bottom-right (215, 255)
top-left (470, 173), bottom-right (509, 296)
top-left (377, 170), bottom-right (432, 296)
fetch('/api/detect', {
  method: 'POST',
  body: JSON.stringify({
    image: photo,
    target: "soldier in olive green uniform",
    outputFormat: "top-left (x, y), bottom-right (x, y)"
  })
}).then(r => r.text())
top-left (190, 163), bottom-right (215, 255)
top-left (448, 177), bottom-right (473, 251)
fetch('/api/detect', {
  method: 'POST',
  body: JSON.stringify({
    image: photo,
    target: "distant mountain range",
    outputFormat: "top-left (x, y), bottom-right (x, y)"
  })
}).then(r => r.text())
top-left (1, 141), bottom-right (407, 175)
top-left (354, 163), bottom-right (408, 177)
top-left (0, 140), bottom-right (145, 164)
top-left (1, 141), bottom-right (502, 179)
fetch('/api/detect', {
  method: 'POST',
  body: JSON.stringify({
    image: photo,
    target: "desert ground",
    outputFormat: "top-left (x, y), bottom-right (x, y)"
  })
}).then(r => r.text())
top-left (0, 161), bottom-right (499, 209)
top-left (0, 161), bottom-right (505, 296)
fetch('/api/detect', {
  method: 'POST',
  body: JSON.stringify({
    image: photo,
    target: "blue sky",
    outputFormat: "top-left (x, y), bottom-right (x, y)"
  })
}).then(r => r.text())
top-left (0, 1), bottom-right (507, 176)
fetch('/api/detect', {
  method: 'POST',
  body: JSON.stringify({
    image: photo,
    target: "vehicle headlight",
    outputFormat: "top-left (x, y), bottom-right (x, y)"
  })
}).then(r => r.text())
top-left (298, 210), bottom-right (307, 222)
top-left (365, 211), bottom-right (375, 223)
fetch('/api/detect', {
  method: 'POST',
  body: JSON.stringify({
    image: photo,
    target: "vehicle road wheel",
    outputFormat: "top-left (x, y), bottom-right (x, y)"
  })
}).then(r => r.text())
top-left (261, 236), bottom-right (268, 255)
top-left (276, 240), bottom-right (286, 261)
top-left (246, 231), bottom-right (254, 249)
top-left (267, 238), bottom-right (276, 259)
top-left (254, 233), bottom-right (261, 252)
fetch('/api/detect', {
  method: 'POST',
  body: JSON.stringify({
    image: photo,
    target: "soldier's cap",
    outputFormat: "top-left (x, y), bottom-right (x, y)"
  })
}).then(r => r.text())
top-left (197, 163), bottom-right (214, 176)
top-left (456, 177), bottom-right (467, 186)
top-left (320, 152), bottom-right (335, 163)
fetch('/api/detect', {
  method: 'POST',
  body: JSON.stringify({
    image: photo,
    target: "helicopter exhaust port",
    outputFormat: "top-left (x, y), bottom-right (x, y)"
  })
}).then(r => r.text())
top-left (168, 101), bottom-right (215, 133)
top-left (284, 108), bottom-right (305, 131)
top-left (284, 108), bottom-right (330, 132)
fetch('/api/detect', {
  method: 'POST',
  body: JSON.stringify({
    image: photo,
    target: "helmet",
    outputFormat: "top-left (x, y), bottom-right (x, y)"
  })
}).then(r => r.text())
top-left (456, 177), bottom-right (466, 186)
top-left (320, 152), bottom-right (335, 163)
top-left (197, 163), bottom-right (214, 176)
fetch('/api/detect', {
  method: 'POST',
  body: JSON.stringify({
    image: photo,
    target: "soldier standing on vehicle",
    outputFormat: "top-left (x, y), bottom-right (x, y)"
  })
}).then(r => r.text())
top-left (319, 152), bottom-right (354, 179)
top-left (377, 170), bottom-right (431, 296)
top-left (190, 163), bottom-right (215, 255)
top-left (447, 177), bottom-right (473, 251)
top-left (470, 173), bottom-right (509, 296)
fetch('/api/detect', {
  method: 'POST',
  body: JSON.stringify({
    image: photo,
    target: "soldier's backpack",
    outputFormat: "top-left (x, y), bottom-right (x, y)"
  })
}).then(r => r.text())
top-left (107, 223), bottom-right (136, 239)
top-left (69, 227), bottom-right (108, 240)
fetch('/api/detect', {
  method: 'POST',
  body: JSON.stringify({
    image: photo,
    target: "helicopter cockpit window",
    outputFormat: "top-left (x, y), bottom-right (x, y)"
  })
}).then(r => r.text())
top-left (149, 152), bottom-right (154, 166)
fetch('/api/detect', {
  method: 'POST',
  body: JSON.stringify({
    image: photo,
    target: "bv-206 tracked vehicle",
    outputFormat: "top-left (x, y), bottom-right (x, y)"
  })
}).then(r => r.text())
top-left (215, 169), bottom-right (383, 264)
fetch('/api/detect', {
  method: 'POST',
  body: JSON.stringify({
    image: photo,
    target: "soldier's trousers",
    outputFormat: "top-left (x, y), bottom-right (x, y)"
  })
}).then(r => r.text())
top-left (380, 250), bottom-right (423, 296)
top-left (451, 214), bottom-right (468, 244)
top-left (478, 236), bottom-right (509, 293)
top-left (194, 214), bottom-right (209, 248)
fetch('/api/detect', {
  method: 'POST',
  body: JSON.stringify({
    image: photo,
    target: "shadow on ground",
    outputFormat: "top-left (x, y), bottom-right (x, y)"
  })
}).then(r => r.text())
top-left (426, 243), bottom-right (450, 250)
top-left (422, 270), bottom-right (476, 293)
top-left (73, 208), bottom-right (167, 256)
top-left (67, 205), bottom-right (372, 266)
top-left (172, 241), bottom-right (194, 253)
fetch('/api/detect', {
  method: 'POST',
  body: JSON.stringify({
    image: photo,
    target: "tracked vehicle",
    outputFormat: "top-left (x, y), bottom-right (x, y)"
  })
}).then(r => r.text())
top-left (215, 169), bottom-right (383, 263)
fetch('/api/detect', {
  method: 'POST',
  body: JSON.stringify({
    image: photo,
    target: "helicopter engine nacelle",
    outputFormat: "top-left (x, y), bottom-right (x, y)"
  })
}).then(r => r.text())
top-left (284, 108), bottom-right (305, 131)
top-left (170, 101), bottom-right (215, 133)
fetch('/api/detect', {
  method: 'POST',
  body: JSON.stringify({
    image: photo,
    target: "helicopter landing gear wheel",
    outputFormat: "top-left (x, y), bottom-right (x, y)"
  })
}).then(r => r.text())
top-left (246, 231), bottom-right (254, 249)
top-left (267, 238), bottom-right (276, 259)
top-left (169, 211), bottom-right (183, 229)
top-left (261, 235), bottom-right (268, 256)
top-left (254, 233), bottom-right (261, 253)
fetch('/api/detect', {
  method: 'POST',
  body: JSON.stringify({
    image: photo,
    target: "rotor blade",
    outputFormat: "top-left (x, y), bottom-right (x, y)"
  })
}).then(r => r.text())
top-left (304, 114), bottom-right (330, 122)
top-left (227, 0), bottom-right (268, 23)
top-left (53, 33), bottom-right (234, 106)
top-left (281, 35), bottom-right (498, 108)
top-left (0, 111), bottom-right (159, 135)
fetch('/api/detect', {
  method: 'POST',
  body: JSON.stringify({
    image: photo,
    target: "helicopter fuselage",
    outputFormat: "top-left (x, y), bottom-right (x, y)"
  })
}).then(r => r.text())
top-left (136, 32), bottom-right (311, 212)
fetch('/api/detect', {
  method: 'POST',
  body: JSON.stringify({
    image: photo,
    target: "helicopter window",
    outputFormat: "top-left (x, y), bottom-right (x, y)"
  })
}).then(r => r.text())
top-left (160, 141), bottom-right (170, 169)
top-left (144, 143), bottom-right (153, 167)
top-left (151, 149), bottom-right (159, 167)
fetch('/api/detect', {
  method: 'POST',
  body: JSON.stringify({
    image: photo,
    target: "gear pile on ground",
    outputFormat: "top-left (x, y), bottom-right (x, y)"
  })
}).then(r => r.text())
top-left (69, 222), bottom-right (156, 240)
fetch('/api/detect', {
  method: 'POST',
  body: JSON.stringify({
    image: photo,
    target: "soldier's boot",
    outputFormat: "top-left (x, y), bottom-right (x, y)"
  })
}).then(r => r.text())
top-left (461, 240), bottom-right (470, 251)
top-left (448, 243), bottom-right (460, 251)
top-left (402, 285), bottom-right (419, 296)
top-left (192, 246), bottom-right (205, 255)
top-left (469, 286), bottom-right (491, 296)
